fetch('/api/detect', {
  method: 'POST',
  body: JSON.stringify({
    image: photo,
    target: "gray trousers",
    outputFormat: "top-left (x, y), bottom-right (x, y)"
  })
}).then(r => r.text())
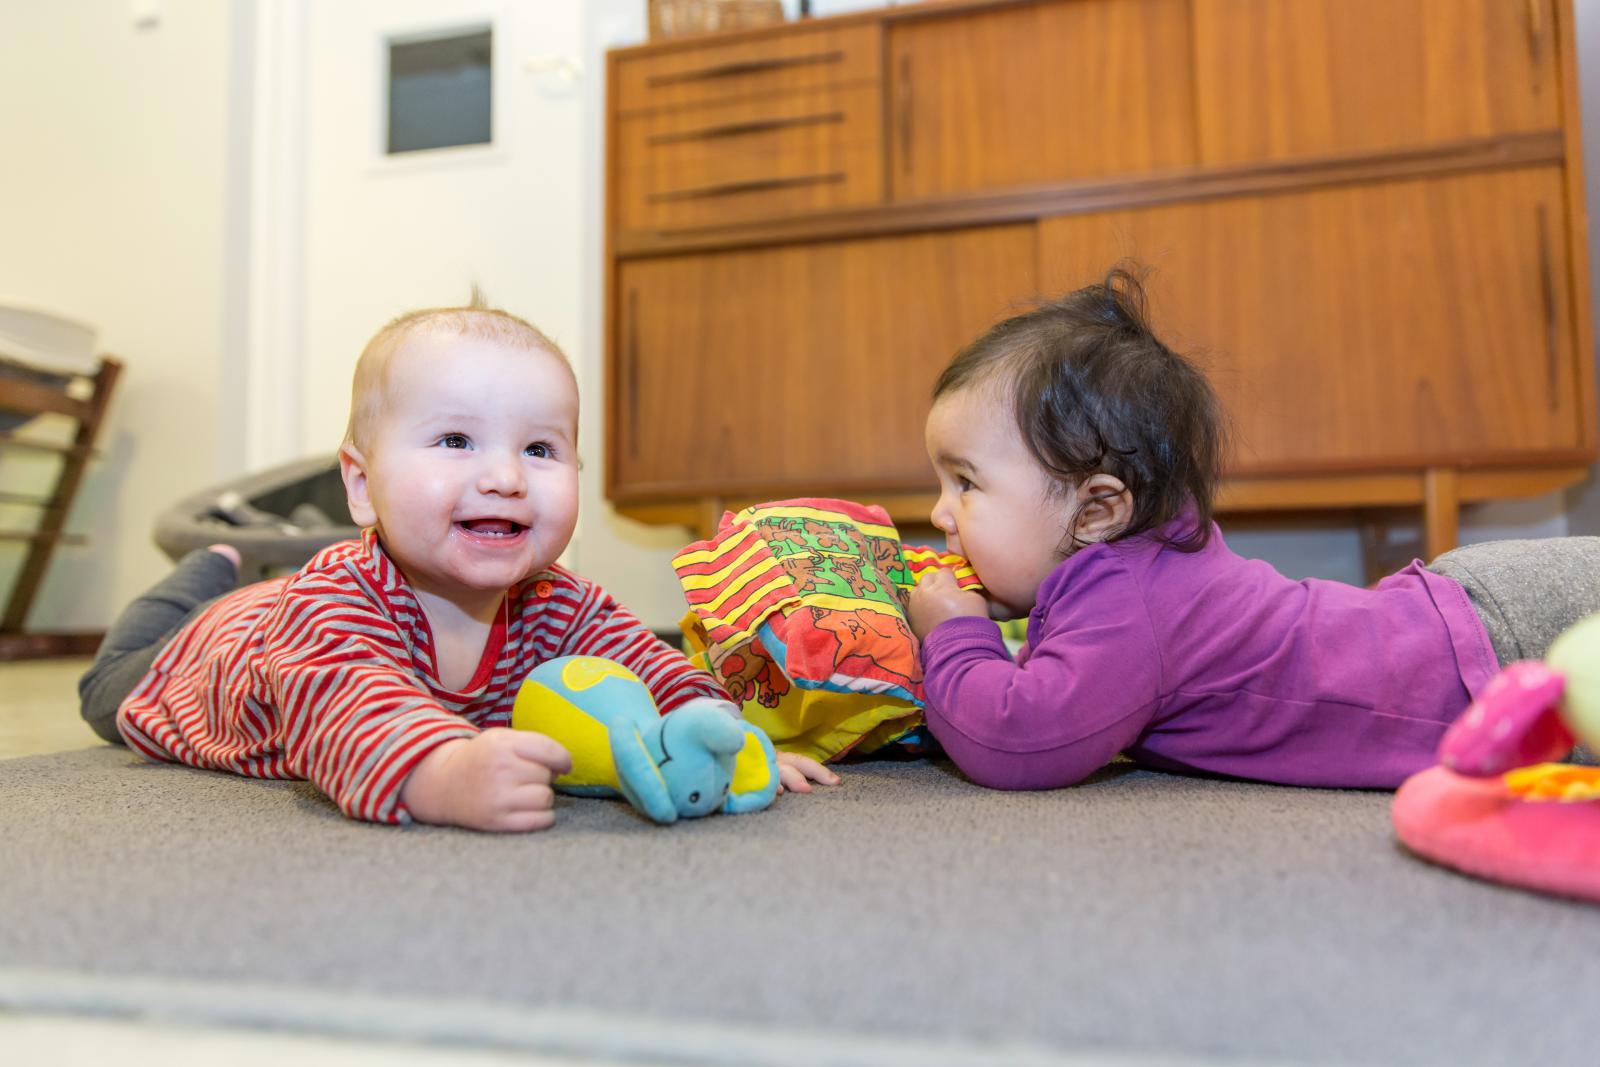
top-left (77, 549), bottom-right (239, 744)
top-left (1426, 536), bottom-right (1600, 665)
top-left (1427, 536), bottom-right (1600, 765)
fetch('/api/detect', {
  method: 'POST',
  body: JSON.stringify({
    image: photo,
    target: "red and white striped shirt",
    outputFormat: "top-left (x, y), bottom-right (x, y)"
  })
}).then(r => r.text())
top-left (118, 531), bottom-right (724, 823)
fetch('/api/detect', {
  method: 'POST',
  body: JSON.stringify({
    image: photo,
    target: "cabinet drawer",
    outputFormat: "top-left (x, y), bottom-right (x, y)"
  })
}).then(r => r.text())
top-left (1193, 0), bottom-right (1561, 164)
top-left (888, 0), bottom-right (1195, 200)
top-left (617, 83), bottom-right (883, 231)
top-left (614, 22), bottom-right (880, 115)
top-left (1037, 167), bottom-right (1582, 470)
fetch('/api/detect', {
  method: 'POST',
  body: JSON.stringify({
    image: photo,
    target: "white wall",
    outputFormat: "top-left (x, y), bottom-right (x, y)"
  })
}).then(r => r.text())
top-left (286, 0), bottom-right (700, 630)
top-left (298, 0), bottom-right (585, 450)
top-left (572, 1), bottom-right (704, 630)
top-left (0, 0), bottom-right (236, 631)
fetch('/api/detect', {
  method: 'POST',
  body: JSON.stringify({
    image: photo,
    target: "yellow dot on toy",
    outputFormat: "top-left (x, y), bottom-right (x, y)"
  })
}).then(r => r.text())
top-left (731, 732), bottom-right (774, 795)
top-left (561, 657), bottom-right (635, 692)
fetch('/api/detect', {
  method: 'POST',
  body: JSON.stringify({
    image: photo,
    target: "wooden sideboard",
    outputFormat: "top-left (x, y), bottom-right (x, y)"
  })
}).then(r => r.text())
top-left (604, 0), bottom-right (1596, 563)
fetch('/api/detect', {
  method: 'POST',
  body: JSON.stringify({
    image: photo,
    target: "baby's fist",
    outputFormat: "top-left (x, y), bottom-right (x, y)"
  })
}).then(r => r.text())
top-left (908, 567), bottom-right (989, 638)
top-left (403, 728), bottom-right (572, 832)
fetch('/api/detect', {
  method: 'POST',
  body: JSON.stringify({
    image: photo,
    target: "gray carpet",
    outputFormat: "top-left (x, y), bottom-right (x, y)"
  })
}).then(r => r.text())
top-left (2, 747), bottom-right (1597, 1065)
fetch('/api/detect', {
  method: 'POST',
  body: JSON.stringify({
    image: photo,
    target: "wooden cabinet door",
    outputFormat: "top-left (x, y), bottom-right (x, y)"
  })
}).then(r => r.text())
top-left (611, 225), bottom-right (1036, 498)
top-left (887, 0), bottom-right (1195, 201)
top-left (1193, 0), bottom-right (1561, 165)
top-left (1037, 167), bottom-right (1582, 472)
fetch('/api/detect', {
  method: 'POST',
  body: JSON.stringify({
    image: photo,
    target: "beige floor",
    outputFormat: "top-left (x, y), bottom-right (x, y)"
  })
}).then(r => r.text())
top-left (0, 656), bottom-right (100, 758)
top-left (0, 658), bottom-right (647, 1067)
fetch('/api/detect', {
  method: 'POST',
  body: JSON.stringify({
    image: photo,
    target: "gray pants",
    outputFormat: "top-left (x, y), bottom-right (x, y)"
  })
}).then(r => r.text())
top-left (77, 549), bottom-right (239, 744)
top-left (1428, 536), bottom-right (1600, 765)
top-left (1426, 536), bottom-right (1600, 665)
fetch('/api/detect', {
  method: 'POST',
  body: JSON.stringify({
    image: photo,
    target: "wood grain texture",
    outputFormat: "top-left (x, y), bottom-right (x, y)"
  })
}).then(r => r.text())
top-left (1553, 0), bottom-right (1599, 451)
top-left (608, 225), bottom-right (1036, 499)
top-left (1422, 467), bottom-right (1460, 561)
top-left (616, 83), bottom-right (882, 230)
top-left (1037, 167), bottom-right (1583, 474)
top-left (611, 465), bottom-right (1593, 537)
top-left (888, 0), bottom-right (1195, 200)
top-left (2, 356), bottom-right (121, 634)
top-left (617, 132), bottom-right (1564, 254)
top-left (602, 0), bottom-right (1595, 533)
top-left (1193, 0), bottom-right (1560, 165)
top-left (614, 21), bottom-right (880, 115)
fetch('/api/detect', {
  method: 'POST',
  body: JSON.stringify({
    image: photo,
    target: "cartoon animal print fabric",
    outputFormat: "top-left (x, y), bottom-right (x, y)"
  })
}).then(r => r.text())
top-left (674, 498), bottom-right (981, 762)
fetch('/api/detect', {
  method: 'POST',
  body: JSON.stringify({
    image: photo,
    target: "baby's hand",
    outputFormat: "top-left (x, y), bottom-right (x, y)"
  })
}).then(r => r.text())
top-left (774, 750), bottom-right (840, 794)
top-left (908, 566), bottom-right (990, 638)
top-left (401, 728), bottom-right (573, 832)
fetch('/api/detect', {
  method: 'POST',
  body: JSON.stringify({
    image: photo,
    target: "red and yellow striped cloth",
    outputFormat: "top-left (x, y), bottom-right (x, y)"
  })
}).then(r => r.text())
top-left (675, 498), bottom-right (978, 652)
top-left (674, 498), bottom-right (981, 761)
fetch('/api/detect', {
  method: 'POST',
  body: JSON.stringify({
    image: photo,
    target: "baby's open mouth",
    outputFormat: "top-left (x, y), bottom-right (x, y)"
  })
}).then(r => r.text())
top-left (457, 519), bottom-right (526, 537)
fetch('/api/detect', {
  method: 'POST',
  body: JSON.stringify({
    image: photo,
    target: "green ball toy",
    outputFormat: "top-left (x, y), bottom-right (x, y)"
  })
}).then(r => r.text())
top-left (1546, 612), bottom-right (1600, 753)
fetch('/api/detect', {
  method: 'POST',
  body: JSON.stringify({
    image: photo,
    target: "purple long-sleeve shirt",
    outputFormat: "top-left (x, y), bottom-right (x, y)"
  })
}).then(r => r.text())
top-left (920, 516), bottom-right (1499, 789)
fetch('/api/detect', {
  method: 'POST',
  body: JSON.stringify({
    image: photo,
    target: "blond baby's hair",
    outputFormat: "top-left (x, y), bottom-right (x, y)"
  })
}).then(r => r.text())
top-left (343, 297), bottom-right (571, 451)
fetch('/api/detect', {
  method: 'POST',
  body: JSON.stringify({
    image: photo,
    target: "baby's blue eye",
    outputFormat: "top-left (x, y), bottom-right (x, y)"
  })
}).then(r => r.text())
top-left (440, 434), bottom-right (470, 449)
top-left (957, 476), bottom-right (975, 492)
top-left (525, 442), bottom-right (553, 459)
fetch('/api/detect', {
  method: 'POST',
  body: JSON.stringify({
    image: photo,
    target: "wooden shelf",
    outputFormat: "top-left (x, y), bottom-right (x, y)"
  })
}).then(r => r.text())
top-left (0, 530), bottom-right (87, 546)
top-left (615, 465), bottom-right (1593, 547)
top-left (0, 433), bottom-right (98, 459)
top-left (616, 131), bottom-right (1565, 259)
top-left (0, 355), bottom-right (121, 639)
top-left (0, 631), bottom-right (104, 661)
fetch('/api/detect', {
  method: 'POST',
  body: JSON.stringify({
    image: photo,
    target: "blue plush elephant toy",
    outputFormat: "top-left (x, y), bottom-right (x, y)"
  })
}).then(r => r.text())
top-left (510, 655), bottom-right (780, 824)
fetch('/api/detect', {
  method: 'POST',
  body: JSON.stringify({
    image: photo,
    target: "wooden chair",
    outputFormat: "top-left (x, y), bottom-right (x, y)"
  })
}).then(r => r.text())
top-left (0, 354), bottom-right (121, 658)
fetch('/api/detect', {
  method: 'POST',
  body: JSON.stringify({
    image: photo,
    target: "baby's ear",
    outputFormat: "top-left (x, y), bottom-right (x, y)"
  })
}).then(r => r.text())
top-left (1073, 474), bottom-right (1131, 543)
top-left (338, 443), bottom-right (378, 528)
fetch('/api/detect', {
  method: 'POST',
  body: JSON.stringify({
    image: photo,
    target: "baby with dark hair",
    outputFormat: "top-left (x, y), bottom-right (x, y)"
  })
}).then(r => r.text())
top-left (908, 267), bottom-right (1600, 790)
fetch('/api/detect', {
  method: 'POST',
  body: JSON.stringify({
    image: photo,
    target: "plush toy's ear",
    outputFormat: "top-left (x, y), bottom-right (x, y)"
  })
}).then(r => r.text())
top-left (609, 721), bottom-right (678, 824)
top-left (724, 722), bottom-right (780, 815)
top-left (672, 698), bottom-right (747, 755)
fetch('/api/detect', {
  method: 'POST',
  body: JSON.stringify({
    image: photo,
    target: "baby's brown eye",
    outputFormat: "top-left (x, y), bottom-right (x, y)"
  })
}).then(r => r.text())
top-left (440, 434), bottom-right (469, 449)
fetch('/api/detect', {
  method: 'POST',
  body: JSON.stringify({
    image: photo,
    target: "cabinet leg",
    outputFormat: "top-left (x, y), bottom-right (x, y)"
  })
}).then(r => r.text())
top-left (695, 496), bottom-right (726, 541)
top-left (1422, 468), bottom-right (1460, 562)
top-left (1359, 516), bottom-right (1390, 587)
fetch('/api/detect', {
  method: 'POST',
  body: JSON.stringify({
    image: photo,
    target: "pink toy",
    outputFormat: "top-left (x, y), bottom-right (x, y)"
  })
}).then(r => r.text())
top-left (1437, 662), bottom-right (1573, 777)
top-left (1392, 614), bottom-right (1600, 903)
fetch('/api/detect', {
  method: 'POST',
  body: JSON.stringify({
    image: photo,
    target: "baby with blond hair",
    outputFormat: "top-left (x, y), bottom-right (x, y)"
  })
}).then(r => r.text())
top-left (81, 302), bottom-right (833, 830)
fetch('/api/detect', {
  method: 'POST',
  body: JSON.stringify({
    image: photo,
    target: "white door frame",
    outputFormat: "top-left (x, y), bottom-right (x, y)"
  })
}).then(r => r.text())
top-left (229, 0), bottom-right (310, 472)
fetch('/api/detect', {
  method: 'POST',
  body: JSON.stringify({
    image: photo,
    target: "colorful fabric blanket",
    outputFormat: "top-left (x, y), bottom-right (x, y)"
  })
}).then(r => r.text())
top-left (674, 498), bottom-right (981, 761)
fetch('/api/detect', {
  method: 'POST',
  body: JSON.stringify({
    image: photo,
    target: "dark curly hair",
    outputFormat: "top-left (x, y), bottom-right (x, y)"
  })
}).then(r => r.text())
top-left (934, 265), bottom-right (1227, 552)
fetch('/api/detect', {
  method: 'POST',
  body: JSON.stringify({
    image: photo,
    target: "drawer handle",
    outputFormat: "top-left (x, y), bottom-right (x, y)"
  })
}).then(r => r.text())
top-left (647, 49), bottom-right (846, 87)
top-left (647, 172), bottom-right (847, 203)
top-left (626, 289), bottom-right (640, 457)
top-left (897, 50), bottom-right (913, 177)
top-left (1536, 203), bottom-right (1559, 414)
top-left (648, 111), bottom-right (845, 146)
top-left (1526, 0), bottom-right (1545, 68)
